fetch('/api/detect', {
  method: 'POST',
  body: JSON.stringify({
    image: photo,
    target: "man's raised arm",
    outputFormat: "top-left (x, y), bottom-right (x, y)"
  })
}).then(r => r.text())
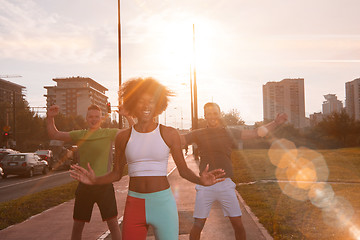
top-left (241, 113), bottom-right (288, 140)
top-left (46, 105), bottom-right (72, 142)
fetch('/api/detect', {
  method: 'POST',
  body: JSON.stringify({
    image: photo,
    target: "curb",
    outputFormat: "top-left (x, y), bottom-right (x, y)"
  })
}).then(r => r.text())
top-left (235, 191), bottom-right (273, 240)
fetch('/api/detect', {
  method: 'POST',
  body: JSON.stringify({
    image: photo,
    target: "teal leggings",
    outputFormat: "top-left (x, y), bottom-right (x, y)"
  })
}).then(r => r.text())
top-left (122, 188), bottom-right (179, 240)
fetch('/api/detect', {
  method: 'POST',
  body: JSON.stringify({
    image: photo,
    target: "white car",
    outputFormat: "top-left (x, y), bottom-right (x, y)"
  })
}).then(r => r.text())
top-left (1, 153), bottom-right (49, 178)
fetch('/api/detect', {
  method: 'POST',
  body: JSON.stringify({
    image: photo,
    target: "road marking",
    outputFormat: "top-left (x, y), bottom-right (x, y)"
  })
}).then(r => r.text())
top-left (0, 171), bottom-right (70, 190)
top-left (167, 165), bottom-right (177, 176)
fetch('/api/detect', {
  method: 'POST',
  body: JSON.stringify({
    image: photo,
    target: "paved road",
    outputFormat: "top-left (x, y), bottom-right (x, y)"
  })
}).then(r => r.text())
top-left (0, 170), bottom-right (74, 202)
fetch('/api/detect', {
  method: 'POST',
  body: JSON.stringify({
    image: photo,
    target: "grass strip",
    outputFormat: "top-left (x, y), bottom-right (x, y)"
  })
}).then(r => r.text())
top-left (0, 181), bottom-right (78, 230)
top-left (233, 148), bottom-right (360, 240)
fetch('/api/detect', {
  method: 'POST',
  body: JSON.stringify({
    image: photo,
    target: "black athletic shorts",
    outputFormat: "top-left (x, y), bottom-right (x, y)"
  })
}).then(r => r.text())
top-left (73, 183), bottom-right (118, 222)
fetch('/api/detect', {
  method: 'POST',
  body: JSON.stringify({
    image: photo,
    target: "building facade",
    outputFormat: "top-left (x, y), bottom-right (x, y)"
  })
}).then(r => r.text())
top-left (0, 78), bottom-right (25, 145)
top-left (309, 112), bottom-right (324, 127)
top-left (44, 77), bottom-right (109, 119)
top-left (263, 78), bottom-right (306, 128)
top-left (345, 78), bottom-right (360, 121)
top-left (0, 78), bottom-right (25, 105)
top-left (322, 94), bottom-right (343, 116)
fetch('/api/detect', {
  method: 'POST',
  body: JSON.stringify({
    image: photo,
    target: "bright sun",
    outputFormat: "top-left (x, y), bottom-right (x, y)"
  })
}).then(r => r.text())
top-left (159, 20), bottom-right (216, 80)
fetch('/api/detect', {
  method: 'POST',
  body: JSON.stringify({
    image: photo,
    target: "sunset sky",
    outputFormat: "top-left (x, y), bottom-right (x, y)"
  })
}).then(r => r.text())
top-left (1, 0), bottom-right (360, 128)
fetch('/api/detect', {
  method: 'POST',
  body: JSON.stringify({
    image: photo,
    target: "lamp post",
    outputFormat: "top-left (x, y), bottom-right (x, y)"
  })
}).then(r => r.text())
top-left (191, 24), bottom-right (199, 160)
top-left (118, 0), bottom-right (123, 129)
top-left (192, 24), bottom-right (198, 130)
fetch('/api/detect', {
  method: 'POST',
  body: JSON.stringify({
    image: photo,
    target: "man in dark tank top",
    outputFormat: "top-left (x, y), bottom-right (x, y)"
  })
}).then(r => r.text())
top-left (182, 102), bottom-right (287, 240)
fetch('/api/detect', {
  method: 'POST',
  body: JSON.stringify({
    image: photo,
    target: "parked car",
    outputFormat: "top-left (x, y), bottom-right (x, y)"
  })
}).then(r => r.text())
top-left (1, 153), bottom-right (49, 178)
top-left (35, 150), bottom-right (54, 169)
top-left (0, 148), bottom-right (18, 162)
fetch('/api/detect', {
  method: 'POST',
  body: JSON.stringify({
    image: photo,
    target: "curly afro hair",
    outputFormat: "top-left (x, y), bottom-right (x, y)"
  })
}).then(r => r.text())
top-left (120, 77), bottom-right (174, 117)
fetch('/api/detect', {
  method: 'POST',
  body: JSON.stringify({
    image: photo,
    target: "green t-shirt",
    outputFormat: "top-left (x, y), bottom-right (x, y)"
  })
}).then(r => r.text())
top-left (69, 128), bottom-right (119, 176)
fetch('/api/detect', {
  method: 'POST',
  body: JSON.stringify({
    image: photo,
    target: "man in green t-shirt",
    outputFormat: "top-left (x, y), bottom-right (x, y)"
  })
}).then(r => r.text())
top-left (47, 104), bottom-right (132, 240)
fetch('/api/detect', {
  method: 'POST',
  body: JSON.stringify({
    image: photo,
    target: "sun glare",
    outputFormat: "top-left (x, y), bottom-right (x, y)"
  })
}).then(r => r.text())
top-left (159, 20), bottom-right (217, 82)
top-left (269, 139), bottom-right (359, 238)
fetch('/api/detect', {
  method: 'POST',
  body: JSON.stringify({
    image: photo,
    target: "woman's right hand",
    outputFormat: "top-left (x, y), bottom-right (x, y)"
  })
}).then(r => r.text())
top-left (70, 163), bottom-right (96, 185)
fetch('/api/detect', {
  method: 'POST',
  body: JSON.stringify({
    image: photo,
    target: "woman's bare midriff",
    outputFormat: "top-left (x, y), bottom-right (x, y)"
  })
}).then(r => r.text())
top-left (129, 176), bottom-right (170, 193)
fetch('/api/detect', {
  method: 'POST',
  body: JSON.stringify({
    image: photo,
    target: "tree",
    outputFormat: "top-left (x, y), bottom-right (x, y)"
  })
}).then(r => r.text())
top-left (14, 100), bottom-right (48, 151)
top-left (221, 109), bottom-right (245, 126)
top-left (196, 108), bottom-right (245, 128)
top-left (315, 110), bottom-right (356, 146)
top-left (54, 113), bottom-right (86, 132)
top-left (0, 102), bottom-right (12, 147)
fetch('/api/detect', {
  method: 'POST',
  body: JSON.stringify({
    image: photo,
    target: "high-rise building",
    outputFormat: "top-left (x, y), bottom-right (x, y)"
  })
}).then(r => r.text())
top-left (322, 94), bottom-right (343, 116)
top-left (263, 78), bottom-right (306, 128)
top-left (44, 77), bottom-right (109, 119)
top-left (345, 78), bottom-right (360, 121)
top-left (0, 78), bottom-right (25, 134)
top-left (0, 78), bottom-right (25, 105)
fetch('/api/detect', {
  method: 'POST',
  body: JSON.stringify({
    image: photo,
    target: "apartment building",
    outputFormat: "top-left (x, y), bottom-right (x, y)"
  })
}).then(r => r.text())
top-left (0, 78), bottom-right (25, 135)
top-left (0, 78), bottom-right (25, 105)
top-left (44, 77), bottom-right (109, 119)
top-left (345, 78), bottom-right (360, 121)
top-left (263, 78), bottom-right (306, 128)
top-left (322, 94), bottom-right (343, 116)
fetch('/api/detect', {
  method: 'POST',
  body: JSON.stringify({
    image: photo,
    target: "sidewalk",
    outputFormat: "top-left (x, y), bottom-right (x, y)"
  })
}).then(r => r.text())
top-left (0, 155), bottom-right (272, 240)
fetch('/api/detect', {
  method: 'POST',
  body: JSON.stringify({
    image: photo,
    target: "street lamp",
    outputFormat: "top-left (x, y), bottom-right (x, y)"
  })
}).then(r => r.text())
top-left (191, 24), bottom-right (198, 130)
top-left (118, 0), bottom-right (123, 129)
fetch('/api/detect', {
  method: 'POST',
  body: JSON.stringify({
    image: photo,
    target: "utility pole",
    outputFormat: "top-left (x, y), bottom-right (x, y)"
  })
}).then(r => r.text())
top-left (190, 24), bottom-right (199, 160)
top-left (118, 0), bottom-right (123, 129)
top-left (190, 65), bottom-right (194, 129)
top-left (192, 24), bottom-right (198, 130)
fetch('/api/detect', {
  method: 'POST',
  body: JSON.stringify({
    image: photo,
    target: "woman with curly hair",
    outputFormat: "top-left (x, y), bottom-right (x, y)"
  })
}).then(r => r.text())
top-left (71, 77), bottom-right (225, 240)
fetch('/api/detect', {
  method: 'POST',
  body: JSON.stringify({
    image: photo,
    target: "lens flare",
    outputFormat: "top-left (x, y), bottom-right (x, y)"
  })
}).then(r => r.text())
top-left (308, 183), bottom-right (335, 209)
top-left (322, 196), bottom-right (354, 228)
top-left (298, 147), bottom-right (329, 182)
top-left (280, 182), bottom-right (309, 201)
top-left (172, 184), bottom-right (180, 200)
top-left (295, 167), bottom-right (317, 190)
top-left (277, 149), bottom-right (297, 169)
top-left (268, 138), bottom-right (359, 239)
top-left (268, 138), bottom-right (297, 167)
top-left (349, 224), bottom-right (360, 240)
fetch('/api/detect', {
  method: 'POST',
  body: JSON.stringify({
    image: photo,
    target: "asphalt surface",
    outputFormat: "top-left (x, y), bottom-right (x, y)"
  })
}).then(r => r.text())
top-left (0, 155), bottom-right (273, 240)
top-left (0, 170), bottom-right (73, 202)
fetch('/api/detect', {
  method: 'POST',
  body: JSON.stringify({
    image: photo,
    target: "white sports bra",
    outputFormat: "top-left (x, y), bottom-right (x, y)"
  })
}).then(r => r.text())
top-left (125, 124), bottom-right (170, 177)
